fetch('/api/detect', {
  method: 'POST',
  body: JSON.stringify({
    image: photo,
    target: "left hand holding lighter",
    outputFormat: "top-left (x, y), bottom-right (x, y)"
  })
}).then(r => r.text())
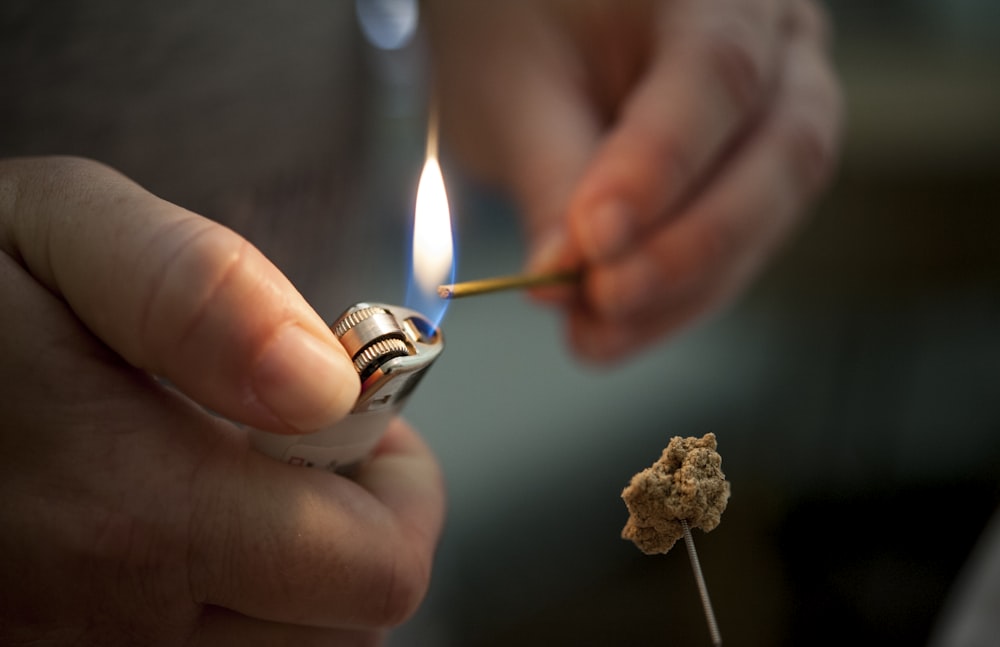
top-left (0, 156), bottom-right (445, 646)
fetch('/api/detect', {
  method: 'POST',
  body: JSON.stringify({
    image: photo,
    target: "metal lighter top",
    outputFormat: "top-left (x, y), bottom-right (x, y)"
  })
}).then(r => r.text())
top-left (249, 302), bottom-right (444, 474)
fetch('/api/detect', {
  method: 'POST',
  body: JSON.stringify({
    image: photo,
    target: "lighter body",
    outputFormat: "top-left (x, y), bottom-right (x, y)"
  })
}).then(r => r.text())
top-left (249, 302), bottom-right (443, 474)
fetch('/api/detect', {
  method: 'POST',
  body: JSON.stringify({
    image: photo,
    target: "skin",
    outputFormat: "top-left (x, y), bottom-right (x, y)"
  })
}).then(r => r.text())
top-left (0, 0), bottom-right (843, 643)
top-left (427, 0), bottom-right (843, 362)
top-left (0, 158), bottom-right (445, 646)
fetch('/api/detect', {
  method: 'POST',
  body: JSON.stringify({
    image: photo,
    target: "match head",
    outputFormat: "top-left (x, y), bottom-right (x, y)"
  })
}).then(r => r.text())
top-left (437, 285), bottom-right (455, 299)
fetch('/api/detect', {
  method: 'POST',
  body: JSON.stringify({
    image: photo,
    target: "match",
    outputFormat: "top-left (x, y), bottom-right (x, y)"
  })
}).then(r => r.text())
top-left (437, 269), bottom-right (580, 299)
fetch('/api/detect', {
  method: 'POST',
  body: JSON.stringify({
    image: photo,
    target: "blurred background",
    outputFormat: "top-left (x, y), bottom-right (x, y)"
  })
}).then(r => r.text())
top-left (4, 0), bottom-right (998, 644)
top-left (365, 1), bottom-right (1000, 644)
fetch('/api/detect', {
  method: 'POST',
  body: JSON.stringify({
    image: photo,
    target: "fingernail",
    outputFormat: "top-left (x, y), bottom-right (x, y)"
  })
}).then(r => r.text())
top-left (580, 201), bottom-right (634, 263)
top-left (251, 326), bottom-right (359, 432)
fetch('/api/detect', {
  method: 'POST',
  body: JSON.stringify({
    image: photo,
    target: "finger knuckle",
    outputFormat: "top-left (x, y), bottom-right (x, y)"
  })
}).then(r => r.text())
top-left (375, 545), bottom-right (433, 627)
top-left (654, 220), bottom-right (733, 297)
top-left (780, 69), bottom-right (843, 194)
top-left (705, 26), bottom-right (767, 113)
top-left (792, 0), bottom-right (834, 47)
top-left (138, 220), bottom-right (251, 364)
top-left (780, 109), bottom-right (839, 195)
top-left (31, 155), bottom-right (114, 189)
top-left (697, 0), bottom-right (779, 113)
top-left (643, 130), bottom-right (699, 203)
top-left (184, 461), bottom-right (240, 607)
top-left (2, 156), bottom-right (113, 247)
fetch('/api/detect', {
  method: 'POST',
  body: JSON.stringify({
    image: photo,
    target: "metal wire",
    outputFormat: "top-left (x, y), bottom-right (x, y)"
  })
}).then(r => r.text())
top-left (681, 519), bottom-right (722, 646)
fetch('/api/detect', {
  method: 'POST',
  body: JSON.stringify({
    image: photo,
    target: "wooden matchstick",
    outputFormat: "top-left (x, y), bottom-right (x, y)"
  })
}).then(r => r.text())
top-left (437, 269), bottom-right (579, 299)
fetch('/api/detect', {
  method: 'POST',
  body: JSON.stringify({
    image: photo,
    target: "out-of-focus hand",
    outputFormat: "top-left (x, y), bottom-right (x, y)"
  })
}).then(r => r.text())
top-left (0, 157), bottom-right (445, 646)
top-left (427, 0), bottom-right (843, 362)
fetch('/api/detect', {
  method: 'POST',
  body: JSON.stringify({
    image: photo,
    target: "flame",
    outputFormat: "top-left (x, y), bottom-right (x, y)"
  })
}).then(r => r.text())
top-left (405, 123), bottom-right (454, 327)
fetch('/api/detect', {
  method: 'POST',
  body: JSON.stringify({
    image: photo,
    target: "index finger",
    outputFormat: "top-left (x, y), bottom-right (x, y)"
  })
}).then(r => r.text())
top-left (567, 0), bottom-right (790, 263)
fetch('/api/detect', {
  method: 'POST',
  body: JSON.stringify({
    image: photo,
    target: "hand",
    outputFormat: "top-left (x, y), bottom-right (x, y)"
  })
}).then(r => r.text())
top-left (427, 0), bottom-right (843, 362)
top-left (0, 157), bottom-right (445, 645)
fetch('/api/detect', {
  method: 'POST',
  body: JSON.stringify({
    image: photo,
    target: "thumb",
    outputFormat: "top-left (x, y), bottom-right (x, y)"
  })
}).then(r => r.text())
top-left (0, 156), bottom-right (358, 432)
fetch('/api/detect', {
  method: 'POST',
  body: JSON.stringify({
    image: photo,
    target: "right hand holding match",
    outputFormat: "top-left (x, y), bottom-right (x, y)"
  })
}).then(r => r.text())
top-left (427, 0), bottom-right (843, 363)
top-left (0, 156), bottom-right (445, 645)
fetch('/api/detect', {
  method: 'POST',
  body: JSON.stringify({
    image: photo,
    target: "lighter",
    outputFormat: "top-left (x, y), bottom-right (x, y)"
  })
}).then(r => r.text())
top-left (249, 302), bottom-right (444, 474)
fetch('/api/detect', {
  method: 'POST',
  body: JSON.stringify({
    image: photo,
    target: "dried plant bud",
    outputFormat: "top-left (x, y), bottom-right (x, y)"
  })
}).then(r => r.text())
top-left (621, 433), bottom-right (731, 554)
